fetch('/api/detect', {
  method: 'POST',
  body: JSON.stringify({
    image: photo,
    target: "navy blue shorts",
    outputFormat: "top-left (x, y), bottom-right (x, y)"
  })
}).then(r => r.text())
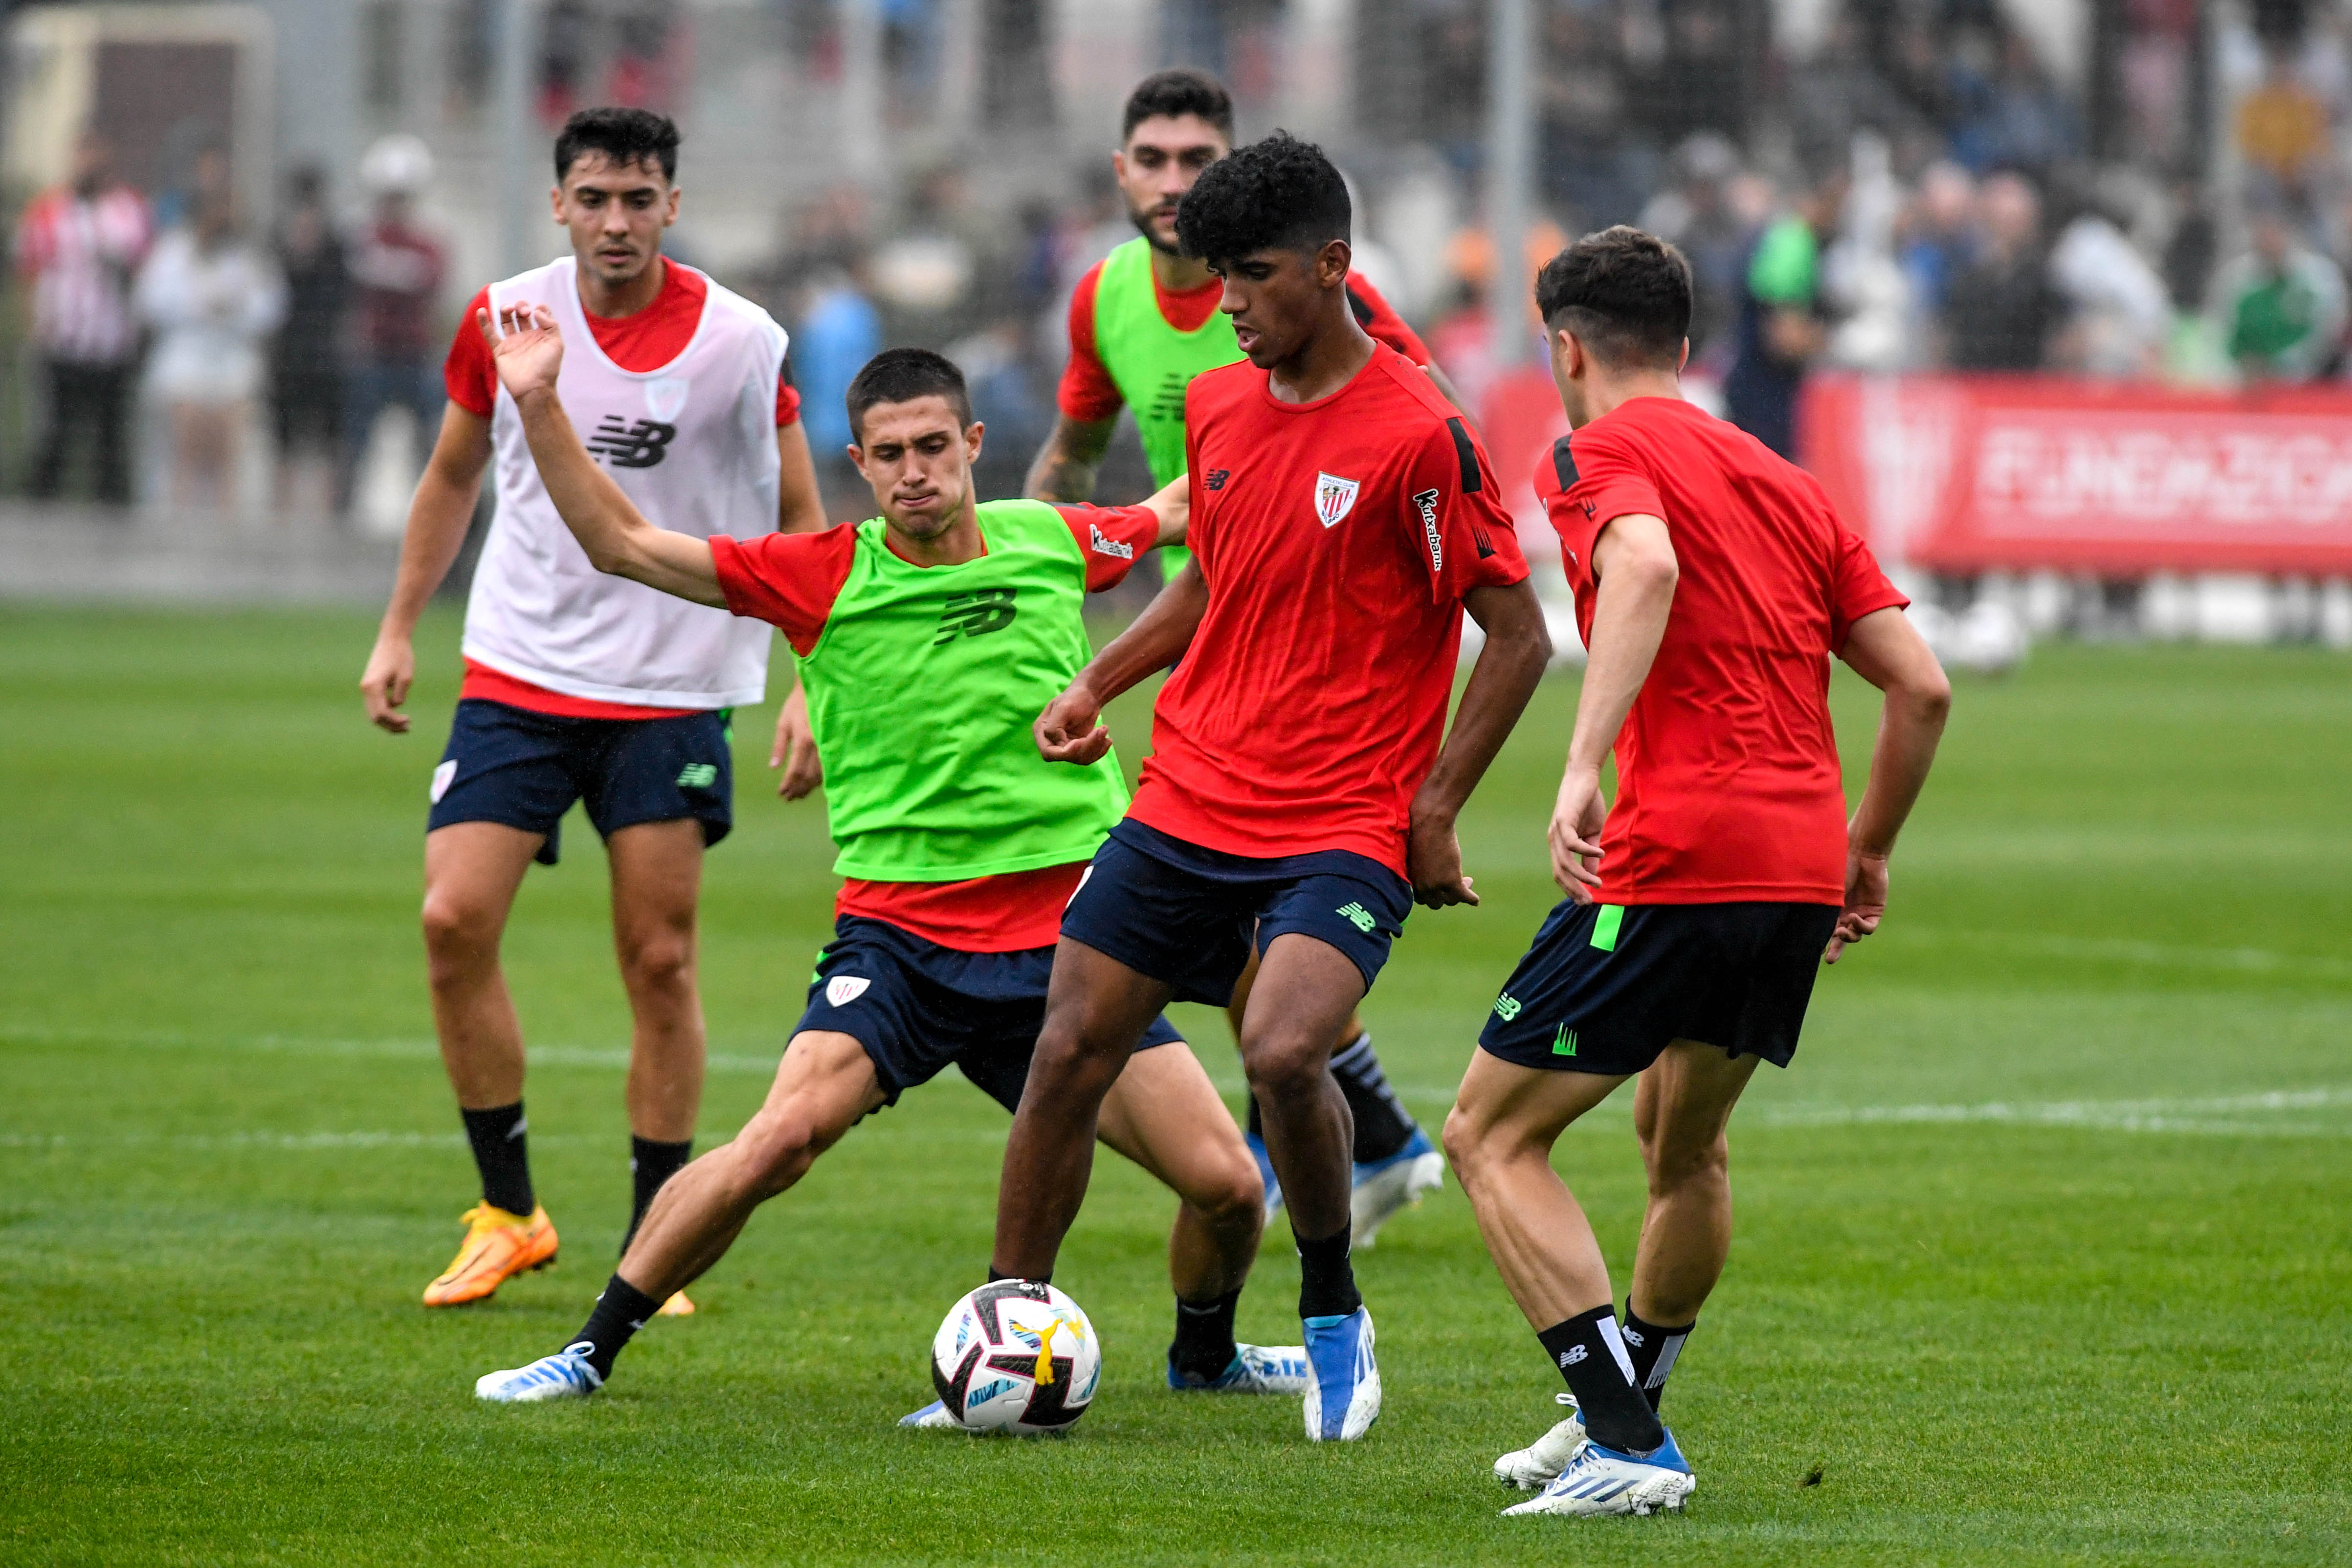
top-left (797, 915), bottom-right (1184, 1112)
top-left (426, 699), bottom-right (733, 867)
top-left (1060, 818), bottom-right (1413, 1008)
top-left (1479, 900), bottom-right (1841, 1077)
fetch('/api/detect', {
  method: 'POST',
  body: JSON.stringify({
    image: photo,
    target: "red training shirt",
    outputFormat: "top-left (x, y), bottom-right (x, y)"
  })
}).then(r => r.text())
top-left (1539, 396), bottom-right (1909, 905)
top-left (710, 503), bottom-right (1163, 951)
top-left (1059, 264), bottom-right (1431, 422)
top-left (1129, 348), bottom-right (1528, 878)
top-left (445, 259), bottom-right (803, 720)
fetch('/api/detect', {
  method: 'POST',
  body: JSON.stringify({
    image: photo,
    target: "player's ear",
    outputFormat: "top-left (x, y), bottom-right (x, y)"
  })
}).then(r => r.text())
top-left (1318, 238), bottom-right (1351, 287)
top-left (548, 183), bottom-right (564, 224)
top-left (964, 420), bottom-right (986, 464)
top-left (663, 184), bottom-right (680, 225)
top-left (1676, 338), bottom-right (1690, 375)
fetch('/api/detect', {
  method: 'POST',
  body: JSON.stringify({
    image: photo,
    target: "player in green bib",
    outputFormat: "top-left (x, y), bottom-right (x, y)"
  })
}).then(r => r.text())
top-left (1025, 68), bottom-right (1464, 1247)
top-left (466, 319), bottom-right (1309, 1412)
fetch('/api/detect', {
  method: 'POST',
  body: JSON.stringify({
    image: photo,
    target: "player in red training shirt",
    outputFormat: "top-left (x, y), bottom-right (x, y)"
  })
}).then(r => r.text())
top-left (988, 133), bottom-right (1553, 1443)
top-left (1444, 228), bottom-right (1952, 1517)
top-left (1020, 67), bottom-right (1460, 1248)
top-left (356, 109), bottom-right (826, 1317)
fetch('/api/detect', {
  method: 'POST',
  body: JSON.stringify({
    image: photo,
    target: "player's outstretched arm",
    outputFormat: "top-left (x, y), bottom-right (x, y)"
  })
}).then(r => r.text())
top-left (478, 304), bottom-right (724, 608)
top-left (1139, 473), bottom-right (1189, 549)
top-left (1825, 606), bottom-right (1952, 962)
top-left (1023, 412), bottom-right (1117, 503)
top-left (1551, 512), bottom-right (1679, 901)
top-left (1034, 559), bottom-right (1209, 765)
top-left (1408, 578), bottom-right (1553, 908)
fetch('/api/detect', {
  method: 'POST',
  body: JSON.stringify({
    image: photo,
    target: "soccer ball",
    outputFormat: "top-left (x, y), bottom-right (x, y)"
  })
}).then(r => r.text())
top-left (929, 1280), bottom-right (1102, 1435)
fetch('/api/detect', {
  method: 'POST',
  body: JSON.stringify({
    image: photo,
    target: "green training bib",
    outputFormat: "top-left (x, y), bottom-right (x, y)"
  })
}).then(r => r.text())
top-left (1092, 236), bottom-right (1248, 576)
top-left (798, 499), bottom-right (1130, 882)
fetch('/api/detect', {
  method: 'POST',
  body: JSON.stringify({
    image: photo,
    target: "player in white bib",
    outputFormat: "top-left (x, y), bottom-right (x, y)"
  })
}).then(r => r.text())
top-left (357, 108), bottom-right (826, 1312)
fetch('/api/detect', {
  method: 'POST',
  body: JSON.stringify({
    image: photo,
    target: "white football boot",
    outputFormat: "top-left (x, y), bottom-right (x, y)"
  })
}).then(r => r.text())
top-left (1350, 1129), bottom-right (1444, 1249)
top-left (1300, 1307), bottom-right (1380, 1440)
top-left (474, 1344), bottom-right (602, 1403)
top-left (1501, 1429), bottom-right (1695, 1518)
top-left (1494, 1392), bottom-right (1587, 1489)
top-left (897, 1399), bottom-right (964, 1430)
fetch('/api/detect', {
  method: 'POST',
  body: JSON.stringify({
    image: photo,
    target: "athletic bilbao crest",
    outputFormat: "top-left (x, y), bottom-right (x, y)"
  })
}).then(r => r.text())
top-left (825, 976), bottom-right (870, 1007)
top-left (643, 376), bottom-right (689, 422)
top-left (1314, 472), bottom-right (1360, 528)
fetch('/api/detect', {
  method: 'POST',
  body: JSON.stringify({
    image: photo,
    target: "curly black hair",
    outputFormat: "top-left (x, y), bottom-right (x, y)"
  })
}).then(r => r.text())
top-left (554, 106), bottom-right (681, 183)
top-left (845, 348), bottom-right (972, 442)
top-left (1533, 226), bottom-right (1692, 370)
top-left (1174, 131), bottom-right (1350, 265)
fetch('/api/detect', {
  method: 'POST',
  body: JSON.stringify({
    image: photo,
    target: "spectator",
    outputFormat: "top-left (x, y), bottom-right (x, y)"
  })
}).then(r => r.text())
top-left (1898, 162), bottom-right (1978, 326)
top-left (2048, 186), bottom-right (2172, 378)
top-left (1638, 133), bottom-right (1747, 359)
top-left (2212, 202), bottom-right (2348, 383)
top-left (17, 130), bottom-right (152, 504)
top-left (1944, 173), bottom-right (2064, 371)
top-left (1723, 162), bottom-right (1845, 459)
top-left (344, 135), bottom-right (448, 514)
top-left (2236, 42), bottom-right (2332, 201)
top-left (792, 260), bottom-right (883, 518)
top-left (134, 152), bottom-right (287, 509)
top-left (270, 166), bottom-right (350, 513)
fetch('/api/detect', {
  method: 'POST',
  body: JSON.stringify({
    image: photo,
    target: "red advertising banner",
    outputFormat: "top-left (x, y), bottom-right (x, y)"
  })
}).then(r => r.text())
top-left (1801, 374), bottom-right (2352, 575)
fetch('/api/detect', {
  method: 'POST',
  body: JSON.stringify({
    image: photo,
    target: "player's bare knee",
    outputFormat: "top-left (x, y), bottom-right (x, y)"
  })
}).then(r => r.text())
top-left (1643, 1129), bottom-right (1729, 1198)
top-left (1239, 1031), bottom-right (1324, 1102)
top-left (419, 892), bottom-right (499, 977)
top-left (617, 928), bottom-right (695, 998)
top-left (739, 1104), bottom-right (826, 1198)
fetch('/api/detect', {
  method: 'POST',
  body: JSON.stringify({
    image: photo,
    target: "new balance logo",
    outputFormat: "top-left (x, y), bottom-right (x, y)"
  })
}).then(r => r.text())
top-left (1559, 1346), bottom-right (1588, 1367)
top-left (1088, 523), bottom-right (1134, 560)
top-left (676, 763), bottom-right (718, 789)
top-left (1553, 1024), bottom-right (1578, 1057)
top-left (583, 415), bottom-right (678, 468)
top-left (1203, 469), bottom-right (1230, 491)
top-left (1621, 1326), bottom-right (1646, 1347)
top-left (1493, 994), bottom-right (1523, 1022)
top-left (1335, 902), bottom-right (1376, 933)
top-left (934, 587), bottom-right (1017, 645)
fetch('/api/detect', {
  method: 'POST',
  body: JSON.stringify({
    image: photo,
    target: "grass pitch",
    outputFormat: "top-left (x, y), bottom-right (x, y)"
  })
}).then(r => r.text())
top-left (2, 606), bottom-right (2347, 1566)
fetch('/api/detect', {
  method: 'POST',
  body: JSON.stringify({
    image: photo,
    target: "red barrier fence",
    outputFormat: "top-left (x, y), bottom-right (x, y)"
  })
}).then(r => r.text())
top-left (1801, 374), bottom-right (2352, 576)
top-left (1477, 369), bottom-right (2352, 576)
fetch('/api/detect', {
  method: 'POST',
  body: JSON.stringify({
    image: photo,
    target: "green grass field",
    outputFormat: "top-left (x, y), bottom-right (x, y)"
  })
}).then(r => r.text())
top-left (3, 606), bottom-right (2347, 1566)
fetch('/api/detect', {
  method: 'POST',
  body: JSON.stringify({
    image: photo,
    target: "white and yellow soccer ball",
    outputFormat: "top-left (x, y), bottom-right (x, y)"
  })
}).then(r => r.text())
top-left (929, 1281), bottom-right (1102, 1435)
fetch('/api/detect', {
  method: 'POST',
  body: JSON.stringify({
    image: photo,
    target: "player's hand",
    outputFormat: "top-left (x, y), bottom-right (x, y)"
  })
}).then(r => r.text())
top-left (1035, 681), bottom-right (1112, 765)
top-left (360, 632), bottom-right (415, 734)
top-left (477, 303), bottom-right (564, 402)
top-left (1824, 848), bottom-right (1888, 964)
top-left (771, 685), bottom-right (822, 799)
top-left (1407, 804), bottom-right (1478, 908)
top-left (1549, 764), bottom-right (1607, 901)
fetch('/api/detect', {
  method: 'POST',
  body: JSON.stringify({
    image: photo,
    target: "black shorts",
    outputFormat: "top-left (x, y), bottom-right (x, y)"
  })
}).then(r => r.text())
top-left (1478, 900), bottom-right (1840, 1077)
top-left (797, 915), bottom-right (1184, 1112)
top-left (1059, 818), bottom-right (1413, 1008)
top-left (427, 698), bottom-right (733, 866)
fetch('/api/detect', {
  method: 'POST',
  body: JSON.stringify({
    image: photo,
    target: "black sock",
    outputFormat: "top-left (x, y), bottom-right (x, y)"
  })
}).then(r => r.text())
top-left (986, 1267), bottom-right (1050, 1285)
top-left (622, 1137), bottom-right (692, 1256)
top-left (1294, 1221), bottom-right (1362, 1319)
top-left (1621, 1306), bottom-right (1696, 1413)
top-left (1536, 1304), bottom-right (1665, 1454)
top-left (1169, 1289), bottom-right (1242, 1382)
top-left (1329, 1033), bottom-right (1418, 1164)
top-left (568, 1274), bottom-right (662, 1380)
top-left (460, 1102), bottom-right (533, 1217)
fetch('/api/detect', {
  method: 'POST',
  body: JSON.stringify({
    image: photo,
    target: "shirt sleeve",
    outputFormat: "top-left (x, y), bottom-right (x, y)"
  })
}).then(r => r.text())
top-left (1056, 264), bottom-right (1126, 423)
top-left (1546, 423), bottom-right (1666, 578)
top-left (443, 286), bottom-right (498, 419)
top-left (709, 526), bottom-right (860, 656)
top-left (1346, 272), bottom-right (1433, 365)
top-left (1053, 503), bottom-right (1159, 592)
top-left (1403, 412), bottom-right (1527, 602)
top-left (1828, 522), bottom-right (1909, 652)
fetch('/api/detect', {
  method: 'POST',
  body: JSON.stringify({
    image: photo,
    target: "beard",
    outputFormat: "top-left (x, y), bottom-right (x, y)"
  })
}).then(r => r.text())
top-left (1128, 199), bottom-right (1185, 257)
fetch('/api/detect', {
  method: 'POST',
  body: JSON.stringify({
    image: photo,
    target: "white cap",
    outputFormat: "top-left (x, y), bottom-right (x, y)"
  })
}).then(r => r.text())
top-left (359, 133), bottom-right (435, 197)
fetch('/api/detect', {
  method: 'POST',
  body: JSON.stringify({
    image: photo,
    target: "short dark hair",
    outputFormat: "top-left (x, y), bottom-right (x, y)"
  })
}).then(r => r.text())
top-left (554, 107), bottom-right (681, 183)
top-left (1175, 131), bottom-right (1349, 265)
top-left (1121, 68), bottom-right (1234, 142)
top-left (844, 348), bottom-right (972, 442)
top-left (1533, 226), bottom-right (1692, 370)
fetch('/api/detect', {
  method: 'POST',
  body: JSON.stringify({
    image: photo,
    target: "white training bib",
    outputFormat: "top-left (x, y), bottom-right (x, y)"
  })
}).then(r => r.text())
top-left (463, 257), bottom-right (785, 708)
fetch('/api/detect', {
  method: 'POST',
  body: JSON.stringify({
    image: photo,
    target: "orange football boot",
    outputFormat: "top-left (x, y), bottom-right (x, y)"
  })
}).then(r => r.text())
top-left (656, 1291), bottom-right (695, 1317)
top-left (422, 1204), bottom-right (558, 1306)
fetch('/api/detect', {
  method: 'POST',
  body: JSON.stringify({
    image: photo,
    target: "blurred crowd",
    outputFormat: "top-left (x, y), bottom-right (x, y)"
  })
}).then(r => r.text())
top-left (19, 0), bottom-right (2352, 509)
